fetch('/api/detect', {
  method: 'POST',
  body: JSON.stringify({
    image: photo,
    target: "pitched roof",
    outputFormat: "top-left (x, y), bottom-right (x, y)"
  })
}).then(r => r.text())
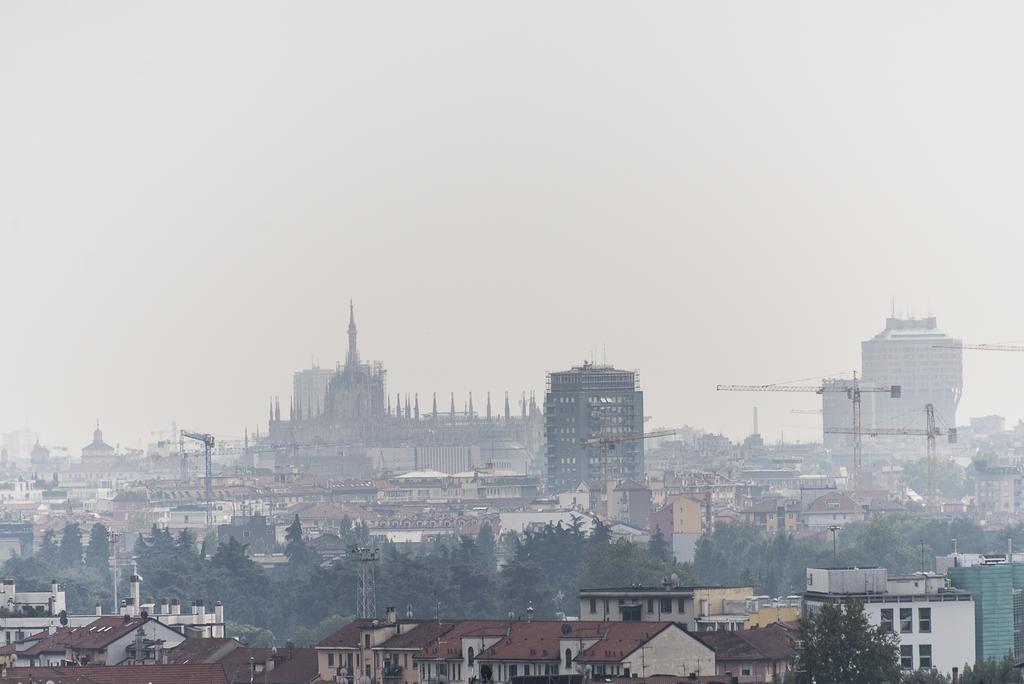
top-left (2, 664), bottom-right (229, 684)
top-left (415, 620), bottom-right (509, 662)
top-left (474, 622), bottom-right (567, 662)
top-left (19, 616), bottom-right (157, 654)
top-left (804, 491), bottom-right (861, 514)
top-left (574, 623), bottom-right (677, 663)
top-left (165, 637), bottom-right (243, 664)
top-left (377, 621), bottom-right (455, 651)
top-left (220, 647), bottom-right (320, 684)
top-left (693, 624), bottom-right (795, 662)
top-left (316, 619), bottom-right (375, 648)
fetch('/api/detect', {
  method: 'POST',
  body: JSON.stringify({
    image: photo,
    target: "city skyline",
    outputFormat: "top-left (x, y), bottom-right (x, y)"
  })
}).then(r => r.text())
top-left (4, 2), bottom-right (1024, 448)
top-left (2, 302), bottom-right (1021, 453)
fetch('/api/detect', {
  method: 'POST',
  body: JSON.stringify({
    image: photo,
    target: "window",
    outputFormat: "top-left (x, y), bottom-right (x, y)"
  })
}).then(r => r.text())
top-left (647, 599), bottom-right (654, 613)
top-left (678, 598), bottom-right (685, 613)
top-left (899, 608), bottom-right (913, 633)
top-left (900, 645), bottom-right (914, 669)
top-left (741, 666), bottom-right (751, 676)
top-left (509, 665), bottom-right (518, 678)
top-left (565, 649), bottom-right (572, 669)
top-left (468, 647), bottom-right (474, 667)
top-left (622, 605), bottom-right (642, 621)
top-left (328, 654), bottom-right (335, 667)
top-left (918, 607), bottom-right (931, 633)
top-left (660, 598), bottom-right (673, 613)
top-left (919, 645), bottom-right (932, 669)
top-left (365, 634), bottom-right (371, 648)
top-left (590, 598), bottom-right (597, 614)
top-left (880, 609), bottom-right (894, 632)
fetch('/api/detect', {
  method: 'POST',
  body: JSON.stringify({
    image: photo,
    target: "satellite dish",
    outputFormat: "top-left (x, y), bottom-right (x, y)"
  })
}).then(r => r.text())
top-left (46, 679), bottom-right (56, 684)
top-left (140, 610), bottom-right (149, 620)
top-left (670, 573), bottom-right (680, 584)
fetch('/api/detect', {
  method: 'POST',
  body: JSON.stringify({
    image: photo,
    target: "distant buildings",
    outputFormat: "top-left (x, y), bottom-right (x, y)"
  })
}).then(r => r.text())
top-left (861, 315), bottom-right (963, 431)
top-left (544, 362), bottom-right (644, 492)
top-left (263, 303), bottom-right (542, 479)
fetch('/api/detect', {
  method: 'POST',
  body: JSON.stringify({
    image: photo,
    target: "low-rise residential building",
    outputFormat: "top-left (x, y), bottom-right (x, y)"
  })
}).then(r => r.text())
top-left (803, 567), bottom-right (975, 676)
top-left (800, 492), bottom-right (864, 529)
top-left (693, 623), bottom-right (796, 683)
top-left (317, 615), bottom-right (717, 684)
top-left (741, 499), bottom-right (800, 535)
top-left (577, 585), bottom-right (756, 631)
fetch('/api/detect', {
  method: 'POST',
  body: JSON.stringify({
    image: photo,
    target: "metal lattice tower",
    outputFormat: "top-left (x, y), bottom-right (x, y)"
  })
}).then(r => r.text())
top-left (353, 547), bottom-right (380, 618)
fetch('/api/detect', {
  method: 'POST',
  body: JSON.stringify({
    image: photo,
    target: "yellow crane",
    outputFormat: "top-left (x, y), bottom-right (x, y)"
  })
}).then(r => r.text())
top-left (825, 403), bottom-right (955, 510)
top-left (717, 372), bottom-right (901, 491)
top-left (579, 429), bottom-right (676, 483)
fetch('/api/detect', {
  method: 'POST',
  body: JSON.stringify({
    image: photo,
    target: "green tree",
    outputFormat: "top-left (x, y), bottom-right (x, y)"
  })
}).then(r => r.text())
top-left (958, 654), bottom-right (1018, 684)
top-left (284, 515), bottom-right (318, 570)
top-left (59, 523), bottom-right (83, 569)
top-left (794, 600), bottom-right (901, 684)
top-left (37, 529), bottom-right (59, 567)
top-left (85, 523), bottom-right (110, 574)
top-left (648, 525), bottom-right (672, 563)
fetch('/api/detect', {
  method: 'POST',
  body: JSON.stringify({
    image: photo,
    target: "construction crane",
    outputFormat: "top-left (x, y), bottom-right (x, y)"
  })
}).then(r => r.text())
top-left (717, 372), bottom-right (901, 491)
top-left (579, 429), bottom-right (676, 482)
top-left (934, 343), bottom-right (1024, 352)
top-left (824, 403), bottom-right (955, 510)
top-left (181, 431), bottom-right (215, 530)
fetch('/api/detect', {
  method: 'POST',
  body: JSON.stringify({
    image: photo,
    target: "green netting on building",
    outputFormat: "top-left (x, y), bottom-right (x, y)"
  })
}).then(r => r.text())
top-left (949, 563), bottom-right (1016, 661)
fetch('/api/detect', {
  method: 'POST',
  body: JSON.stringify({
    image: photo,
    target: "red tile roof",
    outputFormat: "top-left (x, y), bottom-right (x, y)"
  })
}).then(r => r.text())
top-left (2, 664), bottom-right (229, 684)
top-left (574, 623), bottom-right (677, 664)
top-left (693, 623), bottom-right (795, 662)
top-left (18, 617), bottom-right (155, 655)
top-left (316, 619), bottom-right (375, 649)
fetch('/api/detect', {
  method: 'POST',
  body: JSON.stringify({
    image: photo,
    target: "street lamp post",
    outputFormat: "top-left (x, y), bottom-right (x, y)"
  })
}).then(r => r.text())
top-left (827, 525), bottom-right (841, 564)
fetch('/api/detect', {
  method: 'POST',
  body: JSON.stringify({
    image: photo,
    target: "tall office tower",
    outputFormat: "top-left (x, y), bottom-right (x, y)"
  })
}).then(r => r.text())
top-left (861, 316), bottom-right (963, 430)
top-left (544, 362), bottom-right (644, 492)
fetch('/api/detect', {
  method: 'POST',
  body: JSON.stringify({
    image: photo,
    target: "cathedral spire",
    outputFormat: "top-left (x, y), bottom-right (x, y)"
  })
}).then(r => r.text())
top-left (468, 392), bottom-right (474, 420)
top-left (504, 391), bottom-right (510, 421)
top-left (414, 393), bottom-right (420, 421)
top-left (486, 392), bottom-right (492, 421)
top-left (450, 392), bottom-right (456, 419)
top-left (346, 299), bottom-right (360, 371)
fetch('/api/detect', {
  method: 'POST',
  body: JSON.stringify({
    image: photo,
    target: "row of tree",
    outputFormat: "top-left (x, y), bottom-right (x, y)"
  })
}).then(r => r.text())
top-left (1, 515), bottom-right (690, 645)
top-left (694, 513), bottom-right (1022, 597)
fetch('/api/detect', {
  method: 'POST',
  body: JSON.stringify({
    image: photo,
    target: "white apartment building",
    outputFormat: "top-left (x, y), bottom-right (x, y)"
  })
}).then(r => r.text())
top-left (803, 567), bottom-right (975, 676)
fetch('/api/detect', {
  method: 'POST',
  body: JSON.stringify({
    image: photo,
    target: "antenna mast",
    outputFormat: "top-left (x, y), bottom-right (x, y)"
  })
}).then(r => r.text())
top-left (353, 547), bottom-right (381, 618)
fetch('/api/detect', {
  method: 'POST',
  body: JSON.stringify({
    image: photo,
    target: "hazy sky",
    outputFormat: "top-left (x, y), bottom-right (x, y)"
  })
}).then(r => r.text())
top-left (3, 2), bottom-right (1024, 451)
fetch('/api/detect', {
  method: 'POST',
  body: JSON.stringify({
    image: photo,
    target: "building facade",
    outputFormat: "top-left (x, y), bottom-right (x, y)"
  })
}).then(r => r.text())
top-left (803, 567), bottom-right (975, 676)
top-left (544, 363), bottom-right (643, 492)
top-left (861, 316), bottom-right (963, 431)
